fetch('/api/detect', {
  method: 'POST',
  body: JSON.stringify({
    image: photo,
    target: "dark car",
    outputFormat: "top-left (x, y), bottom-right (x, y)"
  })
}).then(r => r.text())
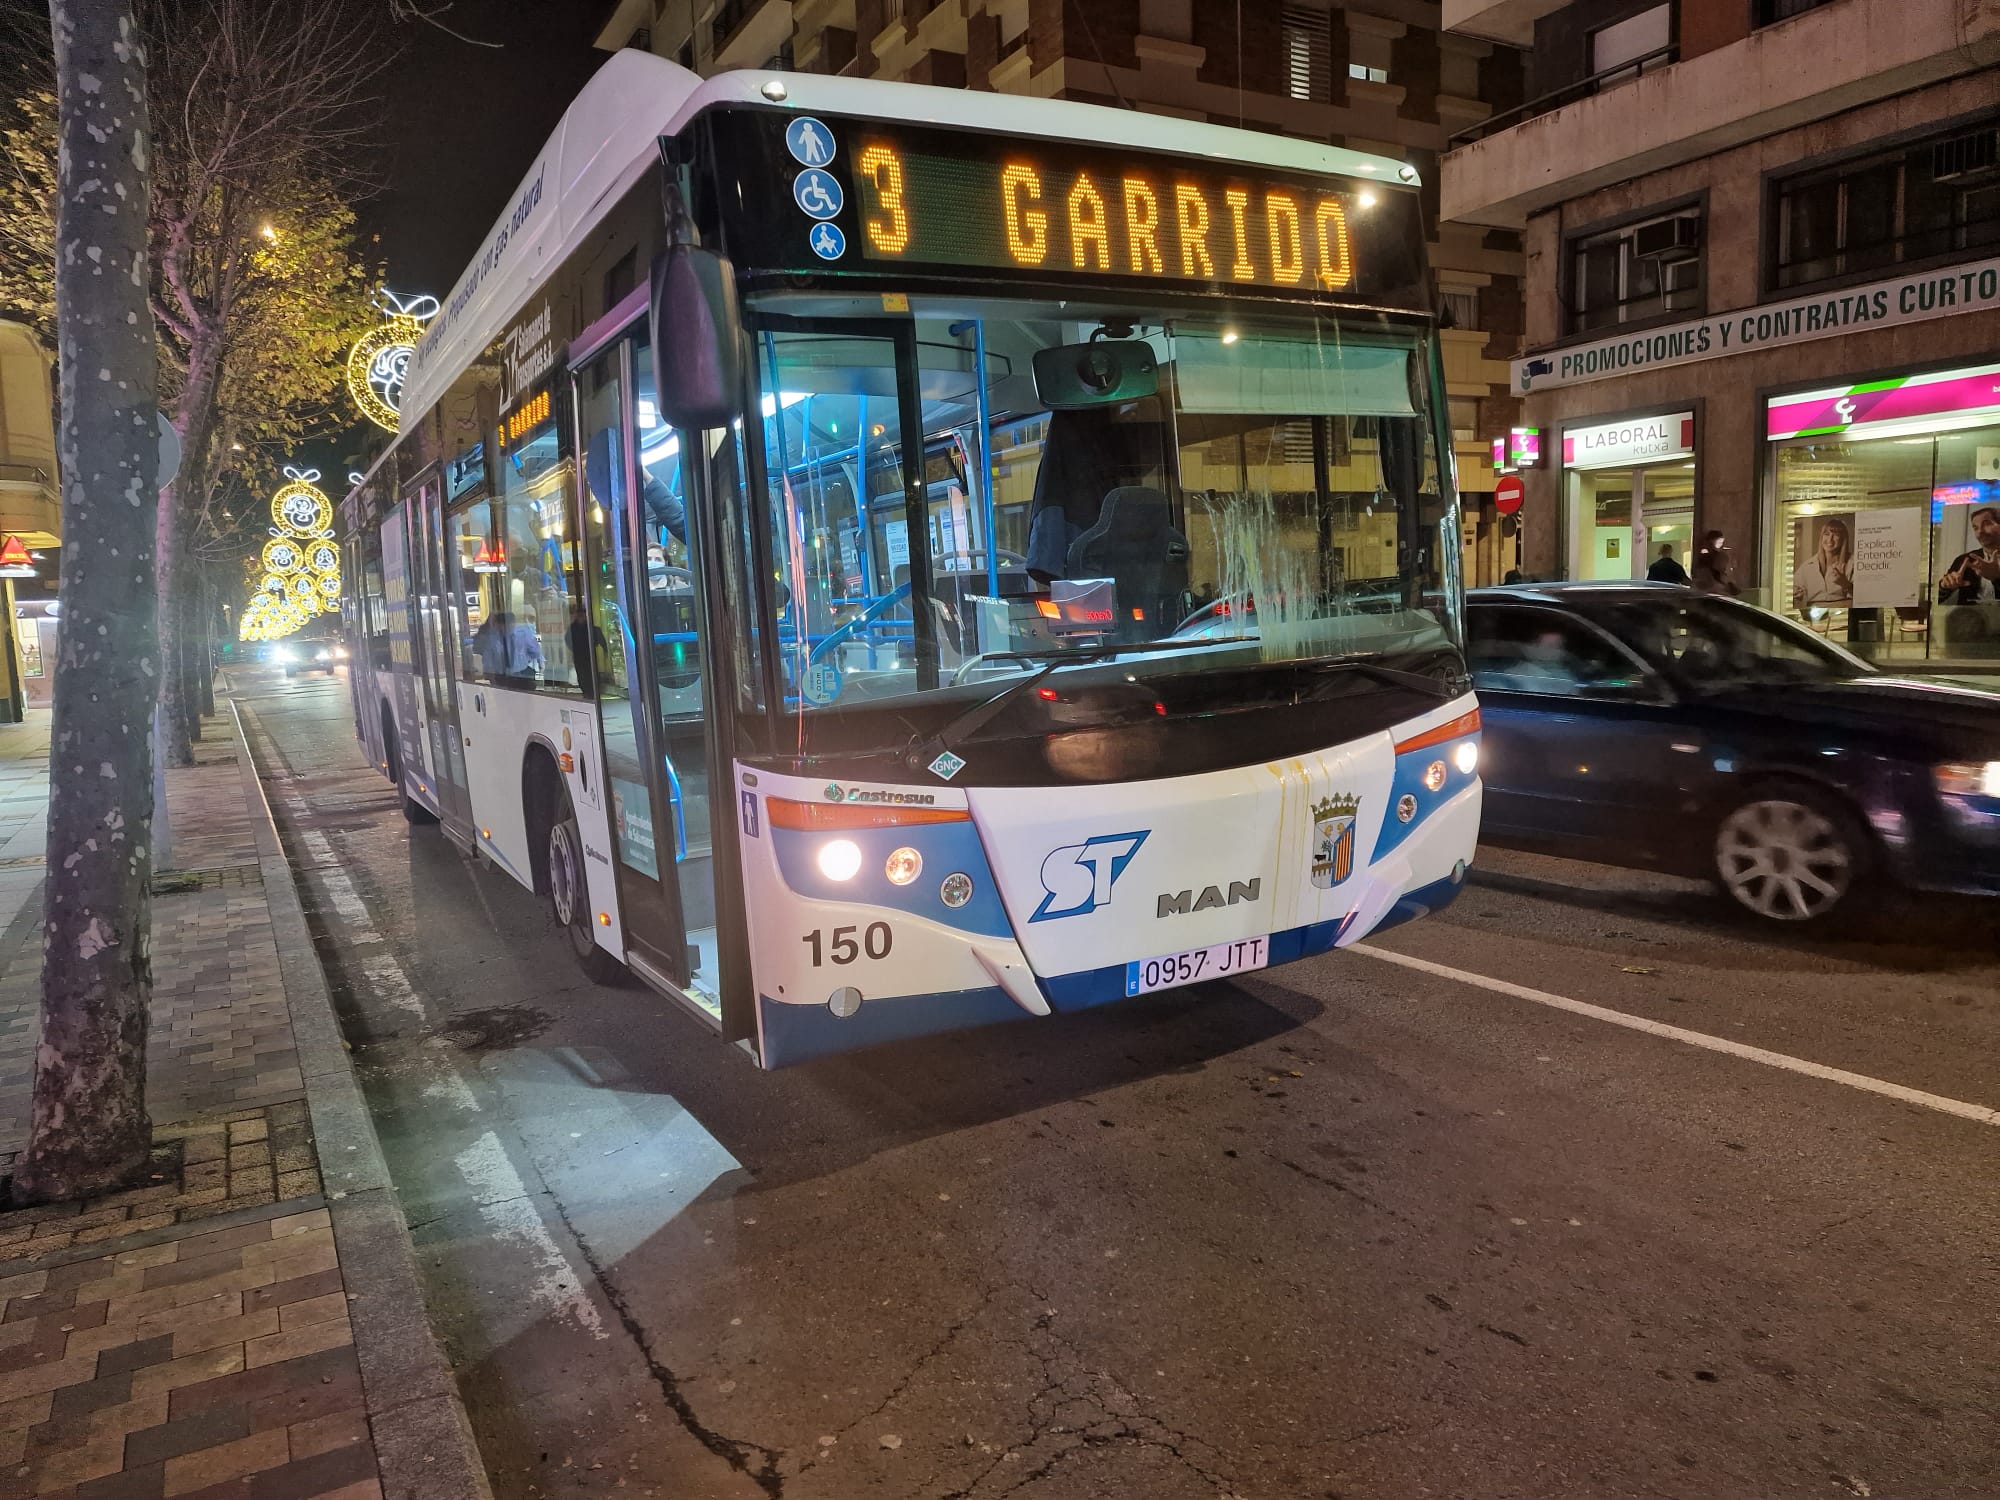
top-left (1467, 582), bottom-right (2000, 922)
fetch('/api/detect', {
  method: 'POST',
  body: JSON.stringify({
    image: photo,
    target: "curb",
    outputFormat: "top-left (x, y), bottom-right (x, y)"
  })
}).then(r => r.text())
top-left (223, 690), bottom-right (494, 1500)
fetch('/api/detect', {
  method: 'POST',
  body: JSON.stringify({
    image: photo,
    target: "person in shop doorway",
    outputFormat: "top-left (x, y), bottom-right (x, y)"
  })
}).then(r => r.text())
top-left (1692, 530), bottom-right (1740, 596)
top-left (1938, 505), bottom-right (2000, 603)
top-left (1646, 542), bottom-right (1689, 586)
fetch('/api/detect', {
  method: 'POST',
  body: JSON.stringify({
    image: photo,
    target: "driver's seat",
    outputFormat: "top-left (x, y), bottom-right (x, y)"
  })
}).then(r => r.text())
top-left (1064, 486), bottom-right (1190, 635)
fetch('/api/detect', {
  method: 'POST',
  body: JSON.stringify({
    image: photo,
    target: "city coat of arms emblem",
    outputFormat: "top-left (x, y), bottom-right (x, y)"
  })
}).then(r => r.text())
top-left (1311, 794), bottom-right (1359, 888)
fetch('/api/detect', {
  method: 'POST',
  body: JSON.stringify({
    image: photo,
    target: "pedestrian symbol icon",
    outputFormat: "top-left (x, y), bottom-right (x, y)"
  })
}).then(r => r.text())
top-left (809, 223), bottom-right (847, 260)
top-left (792, 169), bottom-right (843, 221)
top-left (785, 117), bottom-right (835, 167)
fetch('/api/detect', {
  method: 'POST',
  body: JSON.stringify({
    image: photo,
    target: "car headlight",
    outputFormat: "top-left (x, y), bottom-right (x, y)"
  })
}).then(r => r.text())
top-left (1934, 760), bottom-right (2000, 798)
top-left (272, 647), bottom-right (294, 663)
top-left (335, 646), bottom-right (349, 659)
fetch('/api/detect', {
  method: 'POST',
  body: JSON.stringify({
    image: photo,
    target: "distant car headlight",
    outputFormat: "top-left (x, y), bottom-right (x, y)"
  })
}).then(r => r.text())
top-left (272, 646), bottom-right (295, 663)
top-left (335, 646), bottom-right (349, 659)
top-left (1935, 760), bottom-right (2000, 798)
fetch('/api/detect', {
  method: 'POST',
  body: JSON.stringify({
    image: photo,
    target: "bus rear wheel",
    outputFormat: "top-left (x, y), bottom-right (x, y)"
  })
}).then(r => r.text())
top-left (547, 787), bottom-right (624, 983)
top-left (382, 715), bottom-right (436, 826)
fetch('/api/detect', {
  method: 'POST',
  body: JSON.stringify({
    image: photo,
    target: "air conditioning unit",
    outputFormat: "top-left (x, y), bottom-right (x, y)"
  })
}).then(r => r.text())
top-left (1633, 216), bottom-right (1701, 262)
top-left (1933, 128), bottom-right (2000, 184)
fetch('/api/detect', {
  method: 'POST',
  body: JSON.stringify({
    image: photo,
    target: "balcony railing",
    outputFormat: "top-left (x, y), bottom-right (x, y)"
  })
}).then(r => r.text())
top-left (1448, 43), bottom-right (1677, 150)
top-left (0, 464), bottom-right (50, 486)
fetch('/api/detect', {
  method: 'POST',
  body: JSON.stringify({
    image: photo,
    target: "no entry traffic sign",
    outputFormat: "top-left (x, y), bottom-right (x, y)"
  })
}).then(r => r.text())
top-left (1494, 475), bottom-right (1524, 515)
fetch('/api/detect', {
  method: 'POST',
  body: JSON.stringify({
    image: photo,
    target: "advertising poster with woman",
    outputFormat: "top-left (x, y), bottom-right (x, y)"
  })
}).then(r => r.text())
top-left (1792, 513), bottom-right (1855, 609)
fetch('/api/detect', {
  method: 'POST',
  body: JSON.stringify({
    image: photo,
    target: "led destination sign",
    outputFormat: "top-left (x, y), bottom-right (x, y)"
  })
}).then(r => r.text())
top-left (716, 114), bottom-right (1428, 307)
top-left (851, 139), bottom-right (1377, 294)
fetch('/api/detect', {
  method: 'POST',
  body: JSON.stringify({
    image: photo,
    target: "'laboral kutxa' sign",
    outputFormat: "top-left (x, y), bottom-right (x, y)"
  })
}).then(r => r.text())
top-left (1514, 254), bottom-right (2000, 396)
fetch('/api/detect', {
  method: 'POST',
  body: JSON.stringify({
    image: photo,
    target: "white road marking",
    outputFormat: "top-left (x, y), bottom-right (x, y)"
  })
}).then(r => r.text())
top-left (1351, 943), bottom-right (1999, 1129)
top-left (295, 827), bottom-right (381, 943)
top-left (453, 1131), bottom-right (608, 1340)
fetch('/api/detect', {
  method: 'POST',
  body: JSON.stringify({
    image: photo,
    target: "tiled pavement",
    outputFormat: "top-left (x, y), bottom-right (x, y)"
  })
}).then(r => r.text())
top-left (0, 708), bottom-right (399, 1499)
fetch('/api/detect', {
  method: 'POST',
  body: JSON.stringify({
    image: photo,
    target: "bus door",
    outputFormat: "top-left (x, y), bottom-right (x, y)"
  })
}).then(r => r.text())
top-left (378, 503), bottom-right (431, 796)
top-left (406, 469), bottom-right (474, 838)
top-left (573, 336), bottom-right (718, 1009)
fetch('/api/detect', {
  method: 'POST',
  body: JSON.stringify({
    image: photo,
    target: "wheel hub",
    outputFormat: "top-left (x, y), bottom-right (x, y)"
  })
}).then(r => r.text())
top-left (1715, 799), bottom-right (1852, 921)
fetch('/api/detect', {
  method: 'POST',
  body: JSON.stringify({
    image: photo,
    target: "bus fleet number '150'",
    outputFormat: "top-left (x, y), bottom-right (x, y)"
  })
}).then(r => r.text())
top-left (802, 923), bottom-right (893, 967)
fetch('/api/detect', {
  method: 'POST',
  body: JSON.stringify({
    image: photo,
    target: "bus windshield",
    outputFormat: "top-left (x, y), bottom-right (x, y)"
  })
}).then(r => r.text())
top-left (733, 294), bottom-right (1459, 734)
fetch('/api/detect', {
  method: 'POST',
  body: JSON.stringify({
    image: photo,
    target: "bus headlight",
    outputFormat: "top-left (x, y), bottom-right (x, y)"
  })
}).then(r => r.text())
top-left (1423, 759), bottom-right (1447, 792)
top-left (817, 839), bottom-right (862, 882)
top-left (884, 847), bottom-right (922, 885)
top-left (1453, 741), bottom-right (1479, 775)
top-left (939, 872), bottom-right (973, 908)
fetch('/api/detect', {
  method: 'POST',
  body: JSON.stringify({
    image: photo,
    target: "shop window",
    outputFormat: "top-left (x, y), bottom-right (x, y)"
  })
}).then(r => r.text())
top-left (1766, 416), bottom-right (2000, 664)
top-left (1770, 120), bottom-right (2000, 292)
top-left (1564, 207), bottom-right (1703, 335)
top-left (1588, 4), bottom-right (1671, 87)
top-left (1281, 6), bottom-right (1334, 102)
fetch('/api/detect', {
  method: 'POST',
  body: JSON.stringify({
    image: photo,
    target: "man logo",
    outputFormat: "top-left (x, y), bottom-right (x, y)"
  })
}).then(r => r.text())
top-left (1157, 880), bottom-right (1260, 918)
top-left (1033, 831), bottom-right (1147, 921)
top-left (1312, 794), bottom-right (1359, 888)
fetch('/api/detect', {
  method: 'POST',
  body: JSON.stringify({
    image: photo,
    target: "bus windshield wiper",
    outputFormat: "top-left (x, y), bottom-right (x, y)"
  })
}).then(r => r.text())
top-left (910, 638), bottom-right (1232, 772)
top-left (1325, 658), bottom-right (1458, 699)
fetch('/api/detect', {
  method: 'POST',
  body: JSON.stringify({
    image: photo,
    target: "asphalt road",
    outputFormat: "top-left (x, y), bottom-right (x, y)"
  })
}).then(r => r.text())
top-left (233, 664), bottom-right (1999, 1500)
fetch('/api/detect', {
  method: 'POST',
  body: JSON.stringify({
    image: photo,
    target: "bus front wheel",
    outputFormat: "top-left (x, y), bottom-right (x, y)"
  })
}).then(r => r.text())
top-left (546, 786), bottom-right (625, 983)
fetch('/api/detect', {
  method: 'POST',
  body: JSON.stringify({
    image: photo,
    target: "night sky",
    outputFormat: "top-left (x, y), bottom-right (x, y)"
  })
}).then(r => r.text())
top-left (312, 0), bottom-right (609, 478)
top-left (362, 0), bottom-right (608, 298)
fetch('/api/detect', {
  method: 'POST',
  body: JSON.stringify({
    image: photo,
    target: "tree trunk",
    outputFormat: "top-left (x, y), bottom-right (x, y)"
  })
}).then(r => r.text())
top-left (15, 0), bottom-right (159, 1205)
top-left (154, 481), bottom-right (192, 767)
top-left (197, 573), bottom-right (215, 719)
top-left (174, 572), bottom-right (201, 743)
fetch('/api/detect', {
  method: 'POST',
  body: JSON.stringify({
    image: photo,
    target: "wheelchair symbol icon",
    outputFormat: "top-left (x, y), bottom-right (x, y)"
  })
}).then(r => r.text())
top-left (793, 169), bottom-right (843, 221)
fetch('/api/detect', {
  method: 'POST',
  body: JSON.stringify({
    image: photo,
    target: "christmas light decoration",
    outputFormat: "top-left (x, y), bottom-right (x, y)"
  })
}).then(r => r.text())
top-left (345, 289), bottom-right (438, 432)
top-left (240, 466), bottom-right (343, 644)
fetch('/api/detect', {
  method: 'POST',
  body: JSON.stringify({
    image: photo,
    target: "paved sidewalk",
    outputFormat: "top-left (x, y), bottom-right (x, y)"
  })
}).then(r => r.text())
top-left (0, 701), bottom-right (487, 1500)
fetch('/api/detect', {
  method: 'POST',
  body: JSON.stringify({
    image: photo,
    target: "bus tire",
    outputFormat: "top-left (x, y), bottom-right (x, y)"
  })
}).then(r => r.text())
top-left (381, 710), bottom-right (437, 826)
top-left (546, 784), bottom-right (625, 983)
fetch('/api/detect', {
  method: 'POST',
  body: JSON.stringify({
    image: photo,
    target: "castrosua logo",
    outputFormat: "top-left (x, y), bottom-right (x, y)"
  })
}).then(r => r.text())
top-left (822, 784), bottom-right (937, 807)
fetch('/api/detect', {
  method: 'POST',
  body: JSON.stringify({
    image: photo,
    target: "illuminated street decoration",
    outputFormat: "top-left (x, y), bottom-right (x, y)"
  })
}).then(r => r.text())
top-left (240, 465), bottom-right (343, 643)
top-left (345, 289), bottom-right (439, 432)
top-left (271, 468), bottom-right (334, 535)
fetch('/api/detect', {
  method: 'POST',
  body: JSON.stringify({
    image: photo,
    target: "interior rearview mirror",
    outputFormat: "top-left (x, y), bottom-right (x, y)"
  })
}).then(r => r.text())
top-left (648, 244), bottom-right (743, 431)
top-left (1032, 340), bottom-right (1158, 409)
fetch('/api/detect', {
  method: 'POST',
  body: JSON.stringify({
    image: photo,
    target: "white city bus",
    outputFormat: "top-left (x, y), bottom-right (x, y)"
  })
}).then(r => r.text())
top-left (339, 50), bottom-right (1482, 1067)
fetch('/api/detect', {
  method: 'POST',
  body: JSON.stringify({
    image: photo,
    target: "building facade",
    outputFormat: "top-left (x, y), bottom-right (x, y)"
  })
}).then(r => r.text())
top-left (595, 0), bottom-right (1531, 582)
top-left (1446, 0), bottom-right (2000, 661)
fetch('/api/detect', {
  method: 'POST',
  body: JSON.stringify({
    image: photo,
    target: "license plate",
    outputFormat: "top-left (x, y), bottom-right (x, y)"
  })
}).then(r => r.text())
top-left (1125, 935), bottom-right (1270, 996)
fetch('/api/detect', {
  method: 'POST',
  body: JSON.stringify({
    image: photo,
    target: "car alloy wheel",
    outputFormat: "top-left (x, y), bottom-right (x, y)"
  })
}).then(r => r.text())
top-left (1713, 797), bottom-right (1855, 922)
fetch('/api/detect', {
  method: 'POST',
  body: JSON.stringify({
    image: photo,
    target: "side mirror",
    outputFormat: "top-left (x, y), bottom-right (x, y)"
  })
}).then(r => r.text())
top-left (648, 244), bottom-right (743, 431)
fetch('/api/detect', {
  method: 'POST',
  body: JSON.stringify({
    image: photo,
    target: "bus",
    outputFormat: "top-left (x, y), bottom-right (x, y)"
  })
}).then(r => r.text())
top-left (339, 51), bottom-right (1482, 1068)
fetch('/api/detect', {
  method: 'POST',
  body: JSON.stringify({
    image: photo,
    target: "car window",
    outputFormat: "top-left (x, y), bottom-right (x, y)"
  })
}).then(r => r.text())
top-left (1601, 597), bottom-right (1861, 688)
top-left (1467, 607), bottom-right (1653, 698)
